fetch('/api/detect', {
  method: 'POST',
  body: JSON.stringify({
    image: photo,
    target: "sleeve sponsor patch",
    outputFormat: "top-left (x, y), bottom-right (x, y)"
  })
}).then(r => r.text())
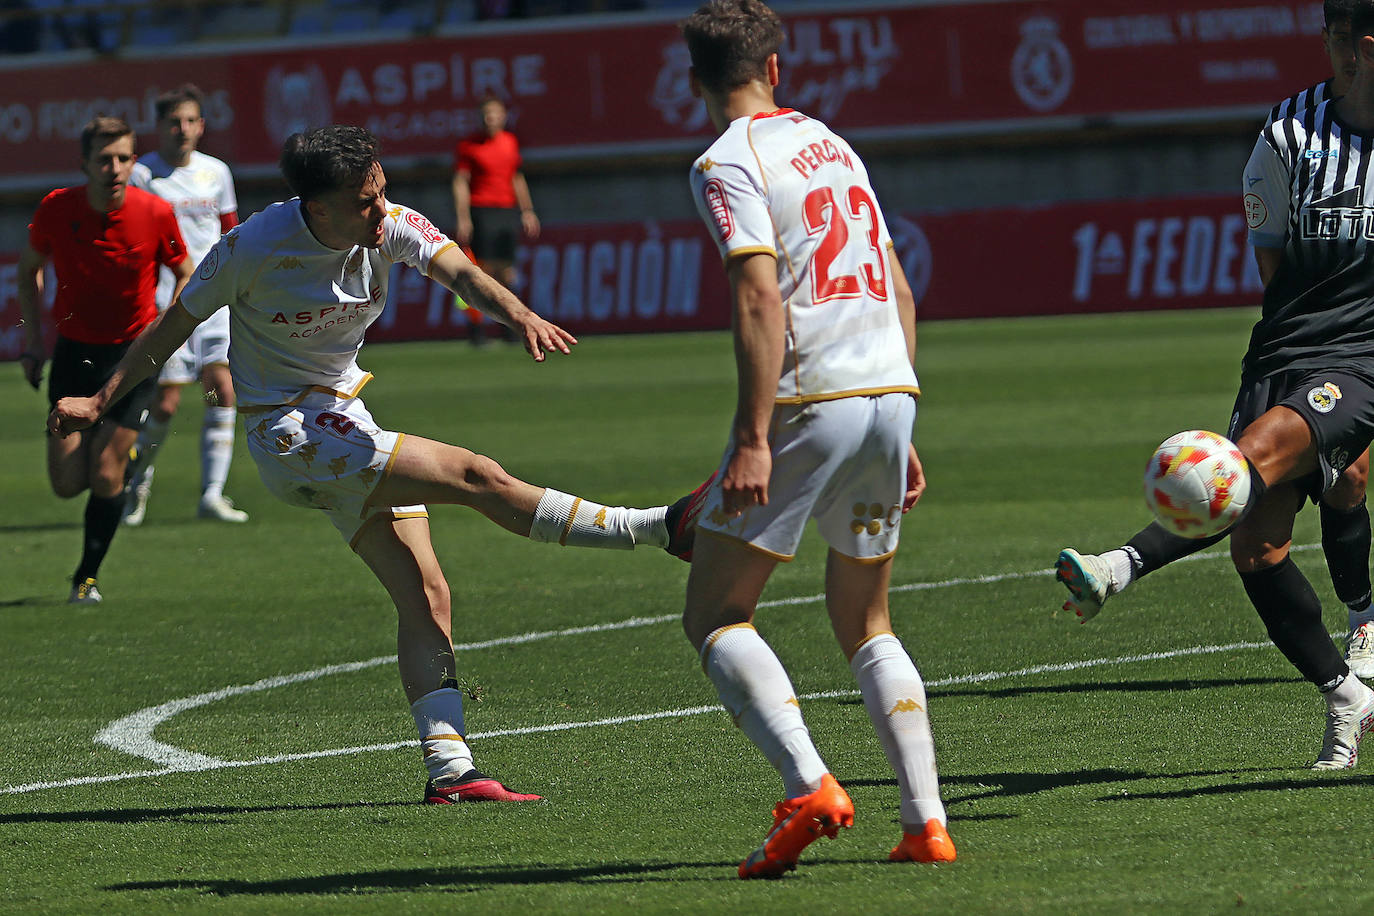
top-left (404, 210), bottom-right (446, 244)
top-left (198, 247), bottom-right (219, 280)
top-left (702, 177), bottom-right (734, 242)
top-left (1243, 193), bottom-right (1267, 229)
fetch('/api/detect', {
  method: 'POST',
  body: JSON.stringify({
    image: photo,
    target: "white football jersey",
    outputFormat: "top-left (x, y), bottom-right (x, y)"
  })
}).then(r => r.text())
top-left (689, 109), bottom-right (917, 404)
top-left (130, 150), bottom-right (238, 310)
top-left (179, 199), bottom-right (457, 408)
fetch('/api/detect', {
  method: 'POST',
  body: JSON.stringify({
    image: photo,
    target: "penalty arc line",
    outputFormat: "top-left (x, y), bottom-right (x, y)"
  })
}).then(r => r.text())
top-left (0, 544), bottom-right (1323, 796)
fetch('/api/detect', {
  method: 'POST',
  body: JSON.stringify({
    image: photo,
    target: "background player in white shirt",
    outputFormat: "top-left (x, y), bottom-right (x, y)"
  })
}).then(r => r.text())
top-left (49, 125), bottom-right (697, 804)
top-left (679, 0), bottom-right (953, 878)
top-left (126, 84), bottom-right (247, 524)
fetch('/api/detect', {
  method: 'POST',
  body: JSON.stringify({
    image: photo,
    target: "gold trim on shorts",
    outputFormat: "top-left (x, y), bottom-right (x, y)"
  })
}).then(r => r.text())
top-left (698, 527), bottom-right (795, 563)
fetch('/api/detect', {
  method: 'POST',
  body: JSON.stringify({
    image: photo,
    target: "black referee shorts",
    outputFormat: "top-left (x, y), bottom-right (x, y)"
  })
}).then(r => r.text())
top-left (48, 336), bottom-right (155, 430)
top-left (1227, 367), bottom-right (1374, 498)
top-left (469, 206), bottom-right (521, 264)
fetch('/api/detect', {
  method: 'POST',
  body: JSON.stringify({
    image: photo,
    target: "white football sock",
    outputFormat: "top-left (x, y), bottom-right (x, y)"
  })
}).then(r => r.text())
top-left (701, 623), bottom-right (828, 798)
top-left (528, 488), bottom-right (667, 549)
top-left (410, 687), bottom-right (475, 784)
top-left (201, 406), bottom-right (236, 500)
top-left (132, 413), bottom-right (171, 488)
top-left (1103, 548), bottom-right (1135, 593)
top-left (1327, 673), bottom-right (1371, 709)
top-left (850, 632), bottom-right (946, 830)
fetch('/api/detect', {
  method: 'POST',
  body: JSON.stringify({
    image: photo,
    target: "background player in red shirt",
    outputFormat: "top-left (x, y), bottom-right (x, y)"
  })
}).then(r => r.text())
top-left (451, 97), bottom-right (539, 344)
top-left (17, 116), bottom-right (191, 604)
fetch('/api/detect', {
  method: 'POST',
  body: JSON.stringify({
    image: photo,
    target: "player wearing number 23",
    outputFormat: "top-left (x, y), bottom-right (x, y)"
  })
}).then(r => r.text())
top-left (679, 0), bottom-right (950, 878)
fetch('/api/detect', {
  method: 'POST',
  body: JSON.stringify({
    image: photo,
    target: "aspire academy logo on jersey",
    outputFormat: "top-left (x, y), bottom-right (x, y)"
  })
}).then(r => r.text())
top-left (1301, 186), bottom-right (1374, 240)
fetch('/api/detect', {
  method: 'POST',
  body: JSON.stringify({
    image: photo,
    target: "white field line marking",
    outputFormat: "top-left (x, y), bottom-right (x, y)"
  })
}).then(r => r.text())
top-left (2, 544), bottom-right (1321, 796)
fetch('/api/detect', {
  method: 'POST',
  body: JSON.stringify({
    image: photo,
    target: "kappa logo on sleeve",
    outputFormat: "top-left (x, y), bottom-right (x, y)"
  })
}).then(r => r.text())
top-left (703, 177), bottom-right (734, 242)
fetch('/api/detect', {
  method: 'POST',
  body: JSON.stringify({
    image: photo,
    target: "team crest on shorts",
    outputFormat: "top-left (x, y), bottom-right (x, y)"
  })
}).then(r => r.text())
top-left (1308, 382), bottom-right (1343, 414)
top-left (1330, 447), bottom-right (1351, 471)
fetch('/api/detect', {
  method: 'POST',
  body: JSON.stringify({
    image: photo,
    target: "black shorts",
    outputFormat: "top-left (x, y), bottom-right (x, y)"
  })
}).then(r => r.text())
top-left (48, 336), bottom-right (155, 430)
top-left (469, 206), bottom-right (520, 264)
top-left (1227, 367), bottom-right (1374, 498)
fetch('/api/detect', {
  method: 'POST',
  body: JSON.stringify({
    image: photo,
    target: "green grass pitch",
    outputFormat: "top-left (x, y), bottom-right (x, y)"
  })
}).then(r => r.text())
top-left (3, 309), bottom-right (1373, 913)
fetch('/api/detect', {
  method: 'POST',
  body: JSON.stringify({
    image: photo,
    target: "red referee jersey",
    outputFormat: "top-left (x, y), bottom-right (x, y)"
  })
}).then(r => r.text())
top-left (28, 185), bottom-right (187, 344)
top-left (454, 130), bottom-right (521, 208)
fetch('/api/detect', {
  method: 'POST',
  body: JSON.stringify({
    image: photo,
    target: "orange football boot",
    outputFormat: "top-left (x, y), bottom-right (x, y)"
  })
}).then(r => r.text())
top-left (890, 818), bottom-right (957, 863)
top-left (738, 773), bottom-right (855, 879)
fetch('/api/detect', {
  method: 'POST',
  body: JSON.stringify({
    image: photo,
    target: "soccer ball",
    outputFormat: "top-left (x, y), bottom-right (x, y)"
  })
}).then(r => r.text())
top-left (1143, 430), bottom-right (1251, 538)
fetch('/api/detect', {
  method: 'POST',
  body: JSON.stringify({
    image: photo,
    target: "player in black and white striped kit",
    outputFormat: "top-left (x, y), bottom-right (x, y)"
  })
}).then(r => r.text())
top-left (1255, 0), bottom-right (1374, 686)
top-left (1060, 0), bottom-right (1374, 768)
top-left (1064, 2), bottom-right (1374, 679)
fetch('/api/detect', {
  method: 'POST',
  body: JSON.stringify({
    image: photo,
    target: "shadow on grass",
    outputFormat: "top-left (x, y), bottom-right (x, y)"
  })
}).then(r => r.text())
top-left (0, 799), bottom-right (414, 826)
top-left (846, 766), bottom-right (1290, 808)
top-left (108, 860), bottom-right (745, 895)
top-left (916, 675), bottom-right (1297, 701)
top-left (1095, 771), bottom-right (1374, 801)
top-left (0, 521), bottom-right (79, 532)
top-left (0, 596), bottom-right (62, 608)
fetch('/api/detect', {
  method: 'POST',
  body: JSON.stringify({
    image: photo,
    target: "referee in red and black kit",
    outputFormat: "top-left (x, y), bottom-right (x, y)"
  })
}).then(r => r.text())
top-left (17, 116), bottom-right (191, 604)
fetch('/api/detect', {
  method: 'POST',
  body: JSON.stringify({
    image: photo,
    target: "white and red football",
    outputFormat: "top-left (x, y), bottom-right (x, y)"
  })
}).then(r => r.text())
top-left (1143, 430), bottom-right (1251, 538)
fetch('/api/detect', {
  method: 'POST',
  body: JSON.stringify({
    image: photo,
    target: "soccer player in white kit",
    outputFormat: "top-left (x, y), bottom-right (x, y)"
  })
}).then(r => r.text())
top-left (679, 0), bottom-right (954, 878)
top-left (126, 84), bottom-right (248, 524)
top-left (49, 125), bottom-right (695, 804)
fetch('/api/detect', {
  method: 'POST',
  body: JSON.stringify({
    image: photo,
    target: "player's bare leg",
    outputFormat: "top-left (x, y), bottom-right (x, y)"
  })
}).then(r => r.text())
top-left (196, 362), bottom-right (247, 522)
top-left (353, 515), bottom-right (539, 802)
top-left (368, 435), bottom-right (668, 549)
top-left (1230, 409), bottom-right (1374, 768)
top-left (1321, 450), bottom-right (1374, 677)
top-left (685, 533), bottom-right (851, 878)
top-left (825, 551), bottom-right (954, 863)
top-left (49, 419), bottom-right (137, 603)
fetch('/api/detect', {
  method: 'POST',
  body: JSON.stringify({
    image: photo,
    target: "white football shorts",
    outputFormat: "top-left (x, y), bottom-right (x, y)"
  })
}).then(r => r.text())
top-left (243, 391), bottom-right (426, 546)
top-left (160, 307), bottom-right (231, 385)
top-left (697, 392), bottom-right (917, 562)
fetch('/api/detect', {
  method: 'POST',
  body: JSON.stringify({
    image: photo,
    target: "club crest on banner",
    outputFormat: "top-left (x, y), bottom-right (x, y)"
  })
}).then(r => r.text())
top-left (1012, 16), bottom-right (1073, 113)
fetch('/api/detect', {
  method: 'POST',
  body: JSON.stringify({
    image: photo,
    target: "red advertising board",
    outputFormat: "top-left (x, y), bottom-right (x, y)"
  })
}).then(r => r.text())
top-left (0, 192), bottom-right (1264, 362)
top-left (0, 1), bottom-right (1329, 183)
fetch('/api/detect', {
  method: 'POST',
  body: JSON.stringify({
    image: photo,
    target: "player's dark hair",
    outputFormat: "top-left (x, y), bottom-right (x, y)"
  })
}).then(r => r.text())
top-left (681, 0), bottom-right (784, 94)
top-left (279, 125), bottom-right (380, 202)
top-left (79, 116), bottom-right (134, 161)
top-left (154, 83), bottom-right (205, 121)
top-left (1352, 0), bottom-right (1374, 39)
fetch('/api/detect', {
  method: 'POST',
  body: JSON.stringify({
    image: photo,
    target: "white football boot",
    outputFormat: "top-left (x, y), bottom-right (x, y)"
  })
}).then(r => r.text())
top-left (1055, 548), bottom-right (1119, 622)
top-left (1346, 622), bottom-right (1374, 680)
top-left (123, 478), bottom-right (151, 527)
top-left (199, 493), bottom-right (249, 523)
top-left (1312, 682), bottom-right (1374, 770)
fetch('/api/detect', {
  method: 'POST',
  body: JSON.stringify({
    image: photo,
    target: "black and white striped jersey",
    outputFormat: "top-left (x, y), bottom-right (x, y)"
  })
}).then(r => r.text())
top-left (1264, 79), bottom-right (1334, 128)
top-left (1241, 99), bottom-right (1374, 379)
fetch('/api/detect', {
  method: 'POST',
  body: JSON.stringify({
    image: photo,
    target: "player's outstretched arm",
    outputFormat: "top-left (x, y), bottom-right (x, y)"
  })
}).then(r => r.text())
top-left (48, 302), bottom-right (202, 437)
top-left (428, 244), bottom-right (576, 362)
